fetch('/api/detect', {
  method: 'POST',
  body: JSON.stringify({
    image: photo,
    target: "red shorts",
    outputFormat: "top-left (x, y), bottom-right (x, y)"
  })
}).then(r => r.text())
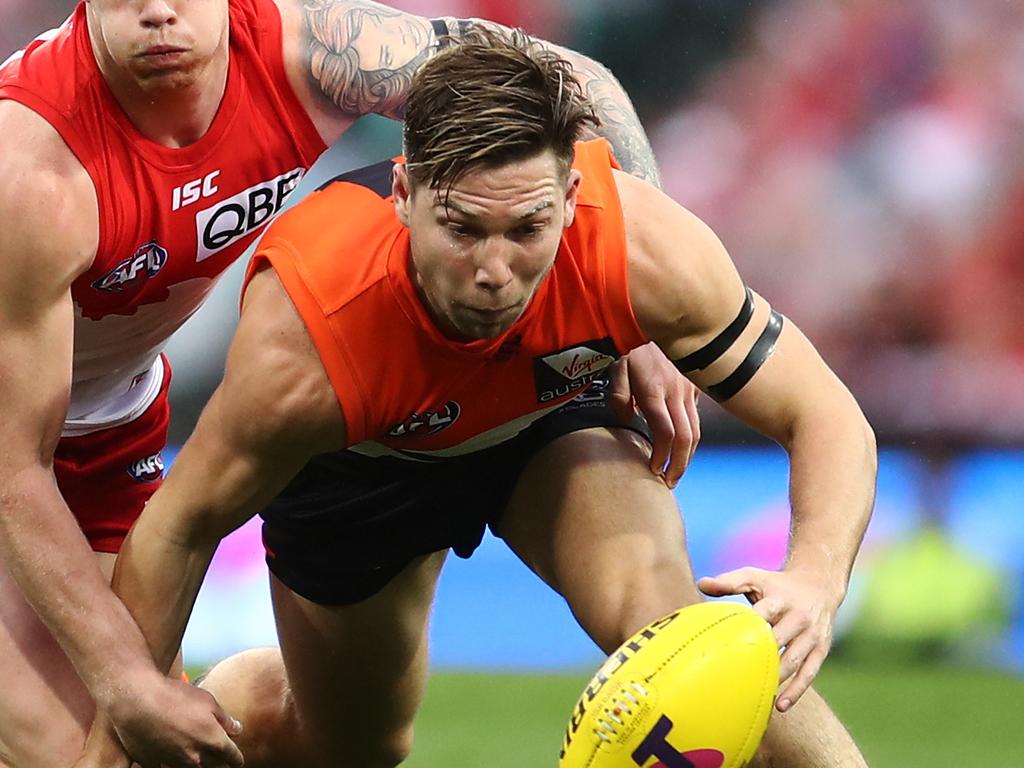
top-left (54, 363), bottom-right (172, 554)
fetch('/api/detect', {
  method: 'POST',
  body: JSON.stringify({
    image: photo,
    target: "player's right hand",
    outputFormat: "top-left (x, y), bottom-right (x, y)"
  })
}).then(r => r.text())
top-left (90, 673), bottom-right (245, 768)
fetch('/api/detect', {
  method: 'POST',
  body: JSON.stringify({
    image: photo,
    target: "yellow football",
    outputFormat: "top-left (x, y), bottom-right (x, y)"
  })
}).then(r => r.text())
top-left (560, 602), bottom-right (779, 768)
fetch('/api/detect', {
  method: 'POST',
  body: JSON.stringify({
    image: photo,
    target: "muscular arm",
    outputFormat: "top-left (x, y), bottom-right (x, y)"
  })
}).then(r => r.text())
top-left (75, 268), bottom-right (346, 767)
top-left (112, 267), bottom-right (345, 672)
top-left (278, 0), bottom-right (660, 185)
top-left (621, 170), bottom-right (876, 703)
top-left (0, 103), bottom-right (159, 705)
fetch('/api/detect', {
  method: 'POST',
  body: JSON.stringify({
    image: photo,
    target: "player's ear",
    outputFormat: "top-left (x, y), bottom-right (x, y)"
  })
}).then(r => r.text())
top-left (393, 164), bottom-right (413, 226)
top-left (562, 169), bottom-right (583, 228)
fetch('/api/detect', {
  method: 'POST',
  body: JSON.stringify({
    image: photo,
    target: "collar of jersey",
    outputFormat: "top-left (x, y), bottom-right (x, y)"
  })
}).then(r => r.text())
top-left (89, 29), bottom-right (243, 172)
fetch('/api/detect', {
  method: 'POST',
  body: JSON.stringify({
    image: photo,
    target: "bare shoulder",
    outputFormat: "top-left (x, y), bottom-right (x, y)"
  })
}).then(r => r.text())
top-left (225, 266), bottom-right (347, 455)
top-left (0, 100), bottom-right (97, 306)
top-left (273, 0), bottom-right (436, 124)
top-left (614, 169), bottom-right (746, 354)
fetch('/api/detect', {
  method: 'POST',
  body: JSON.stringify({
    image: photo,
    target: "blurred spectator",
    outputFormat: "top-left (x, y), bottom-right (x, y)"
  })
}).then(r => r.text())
top-left (652, 0), bottom-right (1024, 442)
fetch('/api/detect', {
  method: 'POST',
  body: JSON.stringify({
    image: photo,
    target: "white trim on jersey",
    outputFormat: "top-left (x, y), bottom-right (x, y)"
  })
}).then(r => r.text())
top-left (1, 16), bottom-right (71, 71)
top-left (62, 356), bottom-right (166, 438)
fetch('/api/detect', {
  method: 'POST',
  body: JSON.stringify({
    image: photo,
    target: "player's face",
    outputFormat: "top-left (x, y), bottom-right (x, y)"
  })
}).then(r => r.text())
top-left (395, 151), bottom-right (582, 341)
top-left (86, 0), bottom-right (229, 91)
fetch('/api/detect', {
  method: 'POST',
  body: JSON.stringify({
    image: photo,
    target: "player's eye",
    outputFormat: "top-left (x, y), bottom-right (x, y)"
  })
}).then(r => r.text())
top-left (446, 221), bottom-right (480, 239)
top-left (510, 223), bottom-right (544, 241)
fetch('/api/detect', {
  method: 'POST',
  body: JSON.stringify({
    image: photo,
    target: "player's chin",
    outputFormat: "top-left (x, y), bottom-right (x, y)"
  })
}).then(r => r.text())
top-left (453, 311), bottom-right (521, 340)
top-left (133, 60), bottom-right (202, 91)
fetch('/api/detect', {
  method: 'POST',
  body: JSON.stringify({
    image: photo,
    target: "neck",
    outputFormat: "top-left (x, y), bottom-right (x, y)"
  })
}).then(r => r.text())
top-left (88, 23), bottom-right (229, 148)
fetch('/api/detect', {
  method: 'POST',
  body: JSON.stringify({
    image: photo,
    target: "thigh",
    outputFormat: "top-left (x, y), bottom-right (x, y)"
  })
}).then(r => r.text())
top-left (0, 552), bottom-right (115, 768)
top-left (55, 369), bottom-right (172, 554)
top-left (271, 549), bottom-right (447, 767)
top-left (497, 427), bottom-right (703, 654)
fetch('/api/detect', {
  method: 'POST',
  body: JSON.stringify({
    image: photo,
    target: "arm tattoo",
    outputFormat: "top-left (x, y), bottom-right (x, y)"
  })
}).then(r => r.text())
top-left (579, 71), bottom-right (662, 189)
top-left (446, 18), bottom-right (662, 188)
top-left (303, 0), bottom-right (436, 119)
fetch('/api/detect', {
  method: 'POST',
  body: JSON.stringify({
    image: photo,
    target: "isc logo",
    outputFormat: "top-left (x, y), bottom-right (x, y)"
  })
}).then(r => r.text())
top-left (194, 168), bottom-right (305, 262)
top-left (172, 170), bottom-right (220, 211)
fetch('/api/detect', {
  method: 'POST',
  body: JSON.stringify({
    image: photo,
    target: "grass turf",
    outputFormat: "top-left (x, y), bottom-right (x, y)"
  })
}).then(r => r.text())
top-left (402, 663), bottom-right (1024, 767)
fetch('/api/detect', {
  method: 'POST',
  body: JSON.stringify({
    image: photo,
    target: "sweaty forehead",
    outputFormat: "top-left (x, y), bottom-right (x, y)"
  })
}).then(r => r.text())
top-left (433, 158), bottom-right (564, 217)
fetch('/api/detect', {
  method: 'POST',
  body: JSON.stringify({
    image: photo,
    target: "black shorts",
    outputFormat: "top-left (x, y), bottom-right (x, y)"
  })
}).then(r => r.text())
top-left (260, 377), bottom-right (651, 605)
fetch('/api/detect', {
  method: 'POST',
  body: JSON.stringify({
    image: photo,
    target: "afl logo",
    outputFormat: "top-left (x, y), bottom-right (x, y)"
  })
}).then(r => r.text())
top-left (92, 241), bottom-right (169, 292)
top-left (387, 402), bottom-right (461, 438)
top-left (127, 452), bottom-right (164, 483)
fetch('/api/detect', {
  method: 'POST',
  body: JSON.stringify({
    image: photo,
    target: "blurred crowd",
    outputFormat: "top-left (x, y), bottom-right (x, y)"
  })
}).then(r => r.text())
top-left (4, 0), bottom-right (1022, 443)
top-left (646, 0), bottom-right (1024, 442)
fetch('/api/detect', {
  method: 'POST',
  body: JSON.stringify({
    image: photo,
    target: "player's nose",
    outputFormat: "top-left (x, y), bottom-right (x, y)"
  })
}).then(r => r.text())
top-left (139, 0), bottom-right (177, 28)
top-left (472, 238), bottom-right (514, 292)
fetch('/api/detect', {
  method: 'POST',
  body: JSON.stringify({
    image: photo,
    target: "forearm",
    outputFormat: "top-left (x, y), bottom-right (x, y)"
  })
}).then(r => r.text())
top-left (0, 466), bottom-right (158, 702)
top-left (112, 511), bottom-right (218, 674)
top-left (783, 396), bottom-right (877, 598)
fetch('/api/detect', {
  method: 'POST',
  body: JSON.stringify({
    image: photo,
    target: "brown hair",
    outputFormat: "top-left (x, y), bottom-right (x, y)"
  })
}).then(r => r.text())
top-left (402, 28), bottom-right (599, 196)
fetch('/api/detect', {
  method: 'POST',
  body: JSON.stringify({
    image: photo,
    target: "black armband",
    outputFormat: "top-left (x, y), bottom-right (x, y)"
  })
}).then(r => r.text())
top-left (673, 287), bottom-right (754, 373)
top-left (707, 310), bottom-right (784, 402)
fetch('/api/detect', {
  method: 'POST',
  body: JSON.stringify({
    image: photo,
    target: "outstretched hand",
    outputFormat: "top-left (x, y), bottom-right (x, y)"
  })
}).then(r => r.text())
top-left (698, 566), bottom-right (844, 712)
top-left (76, 673), bottom-right (244, 768)
top-left (609, 342), bottom-right (701, 488)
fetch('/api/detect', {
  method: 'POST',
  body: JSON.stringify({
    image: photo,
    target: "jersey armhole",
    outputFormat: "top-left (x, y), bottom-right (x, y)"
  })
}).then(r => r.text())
top-left (244, 243), bottom-right (369, 444)
top-left (0, 88), bottom-right (107, 265)
top-left (240, 0), bottom-right (326, 156)
top-left (573, 140), bottom-right (650, 352)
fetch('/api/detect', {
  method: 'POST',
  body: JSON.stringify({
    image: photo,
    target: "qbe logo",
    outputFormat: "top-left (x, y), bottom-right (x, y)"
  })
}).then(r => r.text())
top-left (533, 337), bottom-right (619, 403)
top-left (194, 167), bottom-right (305, 262)
top-left (127, 452), bottom-right (164, 483)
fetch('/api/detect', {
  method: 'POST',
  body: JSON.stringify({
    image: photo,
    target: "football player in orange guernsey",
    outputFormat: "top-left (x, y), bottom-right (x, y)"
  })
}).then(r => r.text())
top-left (79, 30), bottom-right (874, 768)
top-left (0, 3), bottom-right (706, 767)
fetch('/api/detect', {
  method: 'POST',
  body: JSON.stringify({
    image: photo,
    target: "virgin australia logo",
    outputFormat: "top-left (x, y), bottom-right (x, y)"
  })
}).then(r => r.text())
top-left (533, 338), bottom-right (619, 403)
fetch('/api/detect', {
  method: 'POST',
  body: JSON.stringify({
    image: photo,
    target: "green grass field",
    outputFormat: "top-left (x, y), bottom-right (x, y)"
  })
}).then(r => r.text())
top-left (402, 662), bottom-right (1024, 767)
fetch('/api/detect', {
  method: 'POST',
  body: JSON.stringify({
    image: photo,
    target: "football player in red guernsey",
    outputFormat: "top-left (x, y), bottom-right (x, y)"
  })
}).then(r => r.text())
top-left (0, 4), bottom-right (704, 767)
top-left (79, 30), bottom-right (872, 768)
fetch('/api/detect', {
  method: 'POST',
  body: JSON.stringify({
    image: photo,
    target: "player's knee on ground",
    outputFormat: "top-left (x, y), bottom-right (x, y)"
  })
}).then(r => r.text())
top-left (198, 648), bottom-right (302, 766)
top-left (200, 648), bottom-right (417, 768)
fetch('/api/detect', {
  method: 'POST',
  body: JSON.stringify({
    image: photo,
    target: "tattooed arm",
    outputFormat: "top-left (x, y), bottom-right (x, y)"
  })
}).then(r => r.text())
top-left (276, 0), bottom-right (661, 186)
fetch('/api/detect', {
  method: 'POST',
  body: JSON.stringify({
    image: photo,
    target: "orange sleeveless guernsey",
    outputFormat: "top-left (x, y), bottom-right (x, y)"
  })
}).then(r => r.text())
top-left (244, 139), bottom-right (649, 459)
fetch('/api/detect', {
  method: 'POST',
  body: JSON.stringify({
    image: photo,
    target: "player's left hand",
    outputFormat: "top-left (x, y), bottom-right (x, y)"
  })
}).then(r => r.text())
top-left (609, 342), bottom-right (700, 488)
top-left (697, 566), bottom-right (844, 713)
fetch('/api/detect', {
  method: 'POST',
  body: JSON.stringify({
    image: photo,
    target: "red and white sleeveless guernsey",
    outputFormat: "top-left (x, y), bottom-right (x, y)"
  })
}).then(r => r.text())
top-left (0, 0), bottom-right (327, 435)
top-left (245, 139), bottom-right (650, 460)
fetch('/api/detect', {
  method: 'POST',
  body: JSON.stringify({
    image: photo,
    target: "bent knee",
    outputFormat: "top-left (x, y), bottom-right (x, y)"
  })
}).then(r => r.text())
top-left (583, 553), bottom-right (704, 653)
